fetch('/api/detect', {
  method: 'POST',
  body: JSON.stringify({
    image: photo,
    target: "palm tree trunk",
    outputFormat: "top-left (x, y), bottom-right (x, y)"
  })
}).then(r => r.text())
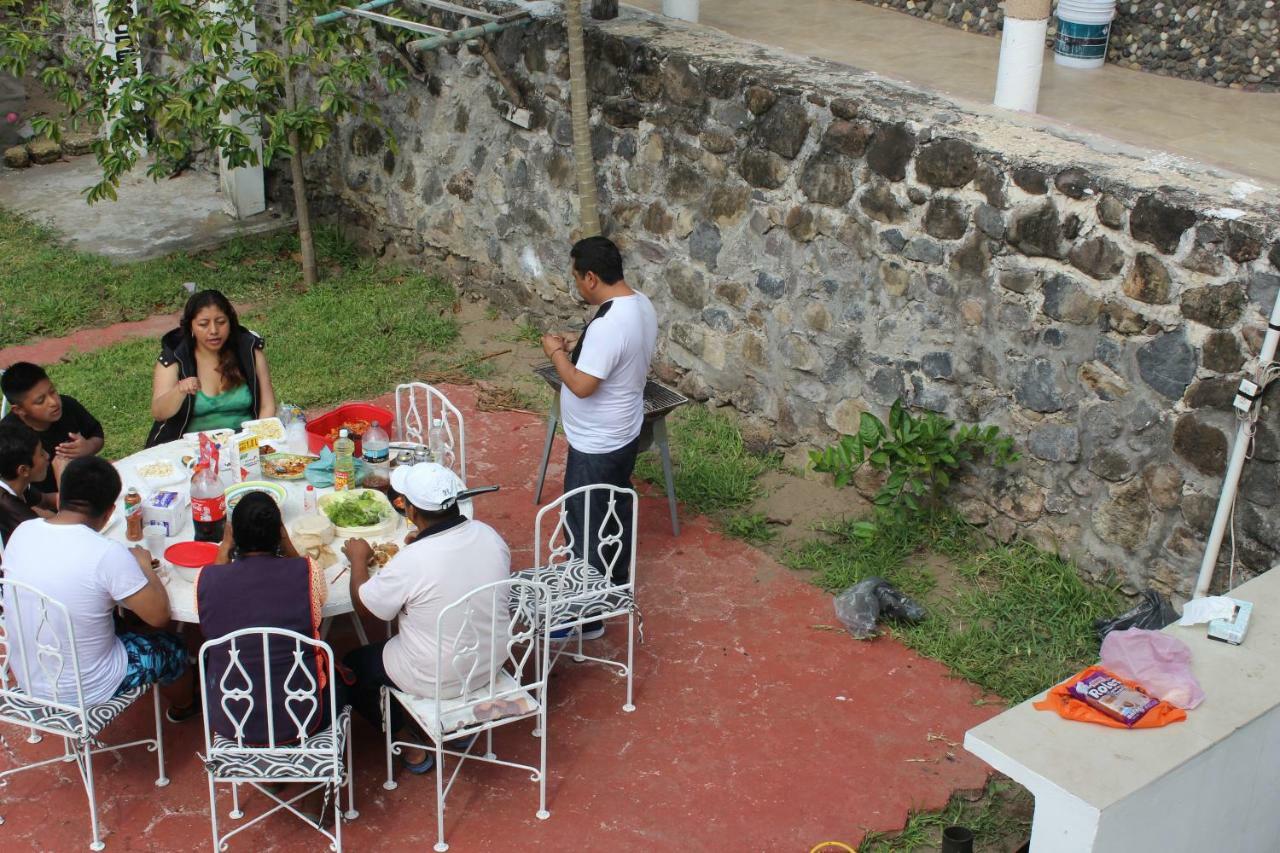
top-left (565, 0), bottom-right (600, 238)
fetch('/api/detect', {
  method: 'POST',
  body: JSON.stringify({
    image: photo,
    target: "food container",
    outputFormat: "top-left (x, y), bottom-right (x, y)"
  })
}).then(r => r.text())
top-left (305, 403), bottom-right (394, 457)
top-left (142, 490), bottom-right (186, 537)
top-left (164, 540), bottom-right (220, 583)
top-left (317, 488), bottom-right (395, 539)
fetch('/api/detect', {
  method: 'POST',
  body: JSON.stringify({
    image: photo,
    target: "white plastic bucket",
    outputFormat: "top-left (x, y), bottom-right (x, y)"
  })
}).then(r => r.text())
top-left (1054, 0), bottom-right (1116, 69)
top-left (662, 0), bottom-right (699, 22)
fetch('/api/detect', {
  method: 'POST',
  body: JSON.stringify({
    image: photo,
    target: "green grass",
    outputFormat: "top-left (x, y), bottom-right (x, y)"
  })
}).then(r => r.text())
top-left (723, 512), bottom-right (776, 544)
top-left (506, 322), bottom-right (543, 345)
top-left (635, 403), bottom-right (777, 517)
top-left (49, 265), bottom-right (459, 460)
top-left (788, 511), bottom-right (1123, 703)
top-left (0, 209), bottom-right (356, 347)
top-left (858, 779), bottom-right (1031, 852)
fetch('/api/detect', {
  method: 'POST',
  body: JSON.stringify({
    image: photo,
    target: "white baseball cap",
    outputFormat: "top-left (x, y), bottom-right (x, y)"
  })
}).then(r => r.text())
top-left (390, 462), bottom-right (464, 512)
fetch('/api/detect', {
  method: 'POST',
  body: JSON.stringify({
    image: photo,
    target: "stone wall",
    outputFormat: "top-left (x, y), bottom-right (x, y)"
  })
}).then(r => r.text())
top-left (857, 0), bottom-right (1280, 91)
top-left (292, 8), bottom-right (1280, 598)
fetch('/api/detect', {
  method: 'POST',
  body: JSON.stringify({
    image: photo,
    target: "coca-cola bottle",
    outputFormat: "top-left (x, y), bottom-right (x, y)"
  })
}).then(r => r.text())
top-left (191, 464), bottom-right (226, 542)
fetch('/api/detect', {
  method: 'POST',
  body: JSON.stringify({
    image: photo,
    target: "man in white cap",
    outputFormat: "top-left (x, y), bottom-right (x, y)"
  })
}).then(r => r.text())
top-left (341, 462), bottom-right (511, 775)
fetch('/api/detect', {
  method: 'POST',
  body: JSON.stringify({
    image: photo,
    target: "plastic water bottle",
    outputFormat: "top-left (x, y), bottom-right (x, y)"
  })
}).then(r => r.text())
top-left (286, 410), bottom-right (308, 454)
top-left (303, 484), bottom-right (317, 514)
top-left (428, 418), bottom-right (450, 466)
top-left (361, 420), bottom-right (391, 493)
top-left (333, 429), bottom-right (356, 491)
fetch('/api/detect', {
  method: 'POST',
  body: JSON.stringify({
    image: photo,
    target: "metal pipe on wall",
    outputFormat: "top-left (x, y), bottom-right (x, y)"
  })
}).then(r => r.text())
top-left (993, 0), bottom-right (1050, 113)
top-left (1194, 288), bottom-right (1280, 599)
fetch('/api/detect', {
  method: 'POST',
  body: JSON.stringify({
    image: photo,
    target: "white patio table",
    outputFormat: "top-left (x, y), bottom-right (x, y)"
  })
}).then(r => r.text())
top-left (107, 437), bottom-right (472, 641)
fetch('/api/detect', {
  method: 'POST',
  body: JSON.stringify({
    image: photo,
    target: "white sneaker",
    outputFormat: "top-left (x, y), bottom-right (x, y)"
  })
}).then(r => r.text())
top-left (579, 623), bottom-right (606, 641)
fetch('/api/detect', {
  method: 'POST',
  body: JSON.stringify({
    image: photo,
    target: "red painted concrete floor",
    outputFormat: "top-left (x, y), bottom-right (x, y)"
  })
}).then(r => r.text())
top-left (0, 385), bottom-right (998, 850)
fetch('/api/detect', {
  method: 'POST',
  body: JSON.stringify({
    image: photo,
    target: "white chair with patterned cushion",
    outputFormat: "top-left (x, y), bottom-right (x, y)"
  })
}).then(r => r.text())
top-left (198, 628), bottom-right (356, 852)
top-left (512, 484), bottom-right (640, 712)
top-left (0, 579), bottom-right (168, 851)
top-left (393, 382), bottom-right (467, 482)
top-left (383, 578), bottom-right (552, 852)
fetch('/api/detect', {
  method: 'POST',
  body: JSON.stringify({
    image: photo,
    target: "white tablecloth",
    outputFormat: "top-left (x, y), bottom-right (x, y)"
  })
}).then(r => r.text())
top-left (109, 439), bottom-right (471, 624)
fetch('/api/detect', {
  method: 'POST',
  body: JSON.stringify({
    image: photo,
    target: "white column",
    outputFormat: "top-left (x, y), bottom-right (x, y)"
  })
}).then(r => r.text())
top-left (993, 0), bottom-right (1050, 113)
top-left (662, 0), bottom-right (700, 23)
top-left (210, 1), bottom-right (266, 220)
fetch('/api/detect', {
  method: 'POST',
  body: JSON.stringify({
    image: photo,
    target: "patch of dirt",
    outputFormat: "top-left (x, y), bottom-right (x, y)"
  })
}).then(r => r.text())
top-left (750, 468), bottom-right (870, 556)
top-left (420, 296), bottom-right (555, 410)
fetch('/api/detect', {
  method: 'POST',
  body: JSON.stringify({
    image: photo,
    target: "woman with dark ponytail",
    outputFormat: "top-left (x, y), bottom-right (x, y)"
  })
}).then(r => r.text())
top-left (146, 289), bottom-right (277, 447)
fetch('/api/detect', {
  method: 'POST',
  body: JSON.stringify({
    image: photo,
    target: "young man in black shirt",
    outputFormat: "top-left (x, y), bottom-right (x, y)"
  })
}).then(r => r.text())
top-left (0, 422), bottom-right (52, 547)
top-left (1, 362), bottom-right (105, 495)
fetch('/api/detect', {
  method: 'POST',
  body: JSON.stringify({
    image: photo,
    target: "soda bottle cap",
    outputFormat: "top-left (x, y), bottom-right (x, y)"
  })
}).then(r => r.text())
top-left (372, 420), bottom-right (380, 427)
top-left (432, 418), bottom-right (443, 427)
top-left (306, 485), bottom-right (315, 491)
top-left (340, 429), bottom-right (349, 437)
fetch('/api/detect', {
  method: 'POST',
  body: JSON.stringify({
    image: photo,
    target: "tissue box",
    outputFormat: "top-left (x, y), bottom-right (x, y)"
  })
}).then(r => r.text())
top-left (142, 490), bottom-right (186, 537)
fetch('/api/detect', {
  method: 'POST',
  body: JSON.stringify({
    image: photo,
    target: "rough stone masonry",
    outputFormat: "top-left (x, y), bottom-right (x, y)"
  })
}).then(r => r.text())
top-left (292, 7), bottom-right (1280, 599)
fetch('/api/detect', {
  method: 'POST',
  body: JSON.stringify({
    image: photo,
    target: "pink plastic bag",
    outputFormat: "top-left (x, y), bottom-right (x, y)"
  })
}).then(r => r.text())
top-left (1099, 628), bottom-right (1204, 710)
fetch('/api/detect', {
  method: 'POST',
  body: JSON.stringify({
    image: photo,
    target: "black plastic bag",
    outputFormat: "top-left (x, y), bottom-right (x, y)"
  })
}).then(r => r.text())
top-left (1093, 588), bottom-right (1177, 642)
top-left (834, 576), bottom-right (927, 640)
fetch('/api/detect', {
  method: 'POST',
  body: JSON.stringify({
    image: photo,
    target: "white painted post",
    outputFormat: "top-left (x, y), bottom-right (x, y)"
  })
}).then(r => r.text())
top-left (993, 0), bottom-right (1050, 113)
top-left (210, 1), bottom-right (266, 220)
top-left (662, 0), bottom-right (700, 23)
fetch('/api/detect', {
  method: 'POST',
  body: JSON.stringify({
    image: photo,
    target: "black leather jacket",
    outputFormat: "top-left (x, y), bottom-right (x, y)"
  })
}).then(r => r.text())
top-left (145, 327), bottom-right (264, 448)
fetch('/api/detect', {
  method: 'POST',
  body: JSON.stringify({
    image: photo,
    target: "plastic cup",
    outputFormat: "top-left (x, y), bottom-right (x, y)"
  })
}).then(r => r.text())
top-left (144, 523), bottom-right (167, 558)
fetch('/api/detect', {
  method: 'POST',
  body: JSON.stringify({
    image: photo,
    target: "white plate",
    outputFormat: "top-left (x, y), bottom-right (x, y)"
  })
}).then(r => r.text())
top-left (135, 459), bottom-right (187, 488)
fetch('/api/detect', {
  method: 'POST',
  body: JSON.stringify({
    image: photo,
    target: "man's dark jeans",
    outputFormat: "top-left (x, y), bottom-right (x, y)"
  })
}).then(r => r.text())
top-left (563, 436), bottom-right (640, 590)
top-left (344, 639), bottom-right (405, 736)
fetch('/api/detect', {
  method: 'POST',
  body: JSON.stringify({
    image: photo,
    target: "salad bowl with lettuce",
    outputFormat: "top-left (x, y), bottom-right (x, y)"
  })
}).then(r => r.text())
top-left (317, 489), bottom-right (395, 538)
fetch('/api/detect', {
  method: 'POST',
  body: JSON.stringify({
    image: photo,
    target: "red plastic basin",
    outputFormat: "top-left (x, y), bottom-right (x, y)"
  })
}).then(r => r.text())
top-left (305, 402), bottom-right (395, 456)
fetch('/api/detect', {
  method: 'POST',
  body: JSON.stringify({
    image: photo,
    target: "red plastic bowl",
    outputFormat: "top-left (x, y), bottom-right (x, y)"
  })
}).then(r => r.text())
top-left (164, 540), bottom-right (220, 569)
top-left (305, 402), bottom-right (394, 456)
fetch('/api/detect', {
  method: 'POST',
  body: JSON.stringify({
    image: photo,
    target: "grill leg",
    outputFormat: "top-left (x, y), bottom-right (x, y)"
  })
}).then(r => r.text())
top-left (654, 417), bottom-right (679, 536)
top-left (534, 391), bottom-right (559, 504)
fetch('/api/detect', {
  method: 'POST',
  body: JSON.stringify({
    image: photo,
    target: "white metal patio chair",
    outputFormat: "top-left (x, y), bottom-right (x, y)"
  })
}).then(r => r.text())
top-left (0, 579), bottom-right (168, 851)
top-left (382, 577), bottom-right (552, 852)
top-left (393, 382), bottom-right (467, 482)
top-left (512, 484), bottom-right (640, 712)
top-left (198, 628), bottom-right (356, 852)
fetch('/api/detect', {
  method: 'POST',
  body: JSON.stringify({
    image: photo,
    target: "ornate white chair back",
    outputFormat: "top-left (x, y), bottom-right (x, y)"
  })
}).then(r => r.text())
top-left (535, 484), bottom-right (638, 593)
top-left (394, 382), bottom-right (467, 482)
top-left (0, 578), bottom-right (90, 735)
top-left (198, 627), bottom-right (341, 761)
top-left (436, 578), bottom-right (550, 724)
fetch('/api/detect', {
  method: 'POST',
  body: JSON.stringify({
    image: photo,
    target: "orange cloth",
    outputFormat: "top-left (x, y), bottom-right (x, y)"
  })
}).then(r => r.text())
top-left (1033, 666), bottom-right (1188, 729)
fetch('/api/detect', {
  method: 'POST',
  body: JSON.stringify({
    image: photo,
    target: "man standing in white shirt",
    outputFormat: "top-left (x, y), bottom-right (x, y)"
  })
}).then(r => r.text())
top-left (342, 463), bottom-right (511, 776)
top-left (541, 236), bottom-right (658, 639)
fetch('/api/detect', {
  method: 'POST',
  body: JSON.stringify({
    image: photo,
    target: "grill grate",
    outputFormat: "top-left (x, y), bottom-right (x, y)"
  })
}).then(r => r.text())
top-left (533, 364), bottom-right (689, 419)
